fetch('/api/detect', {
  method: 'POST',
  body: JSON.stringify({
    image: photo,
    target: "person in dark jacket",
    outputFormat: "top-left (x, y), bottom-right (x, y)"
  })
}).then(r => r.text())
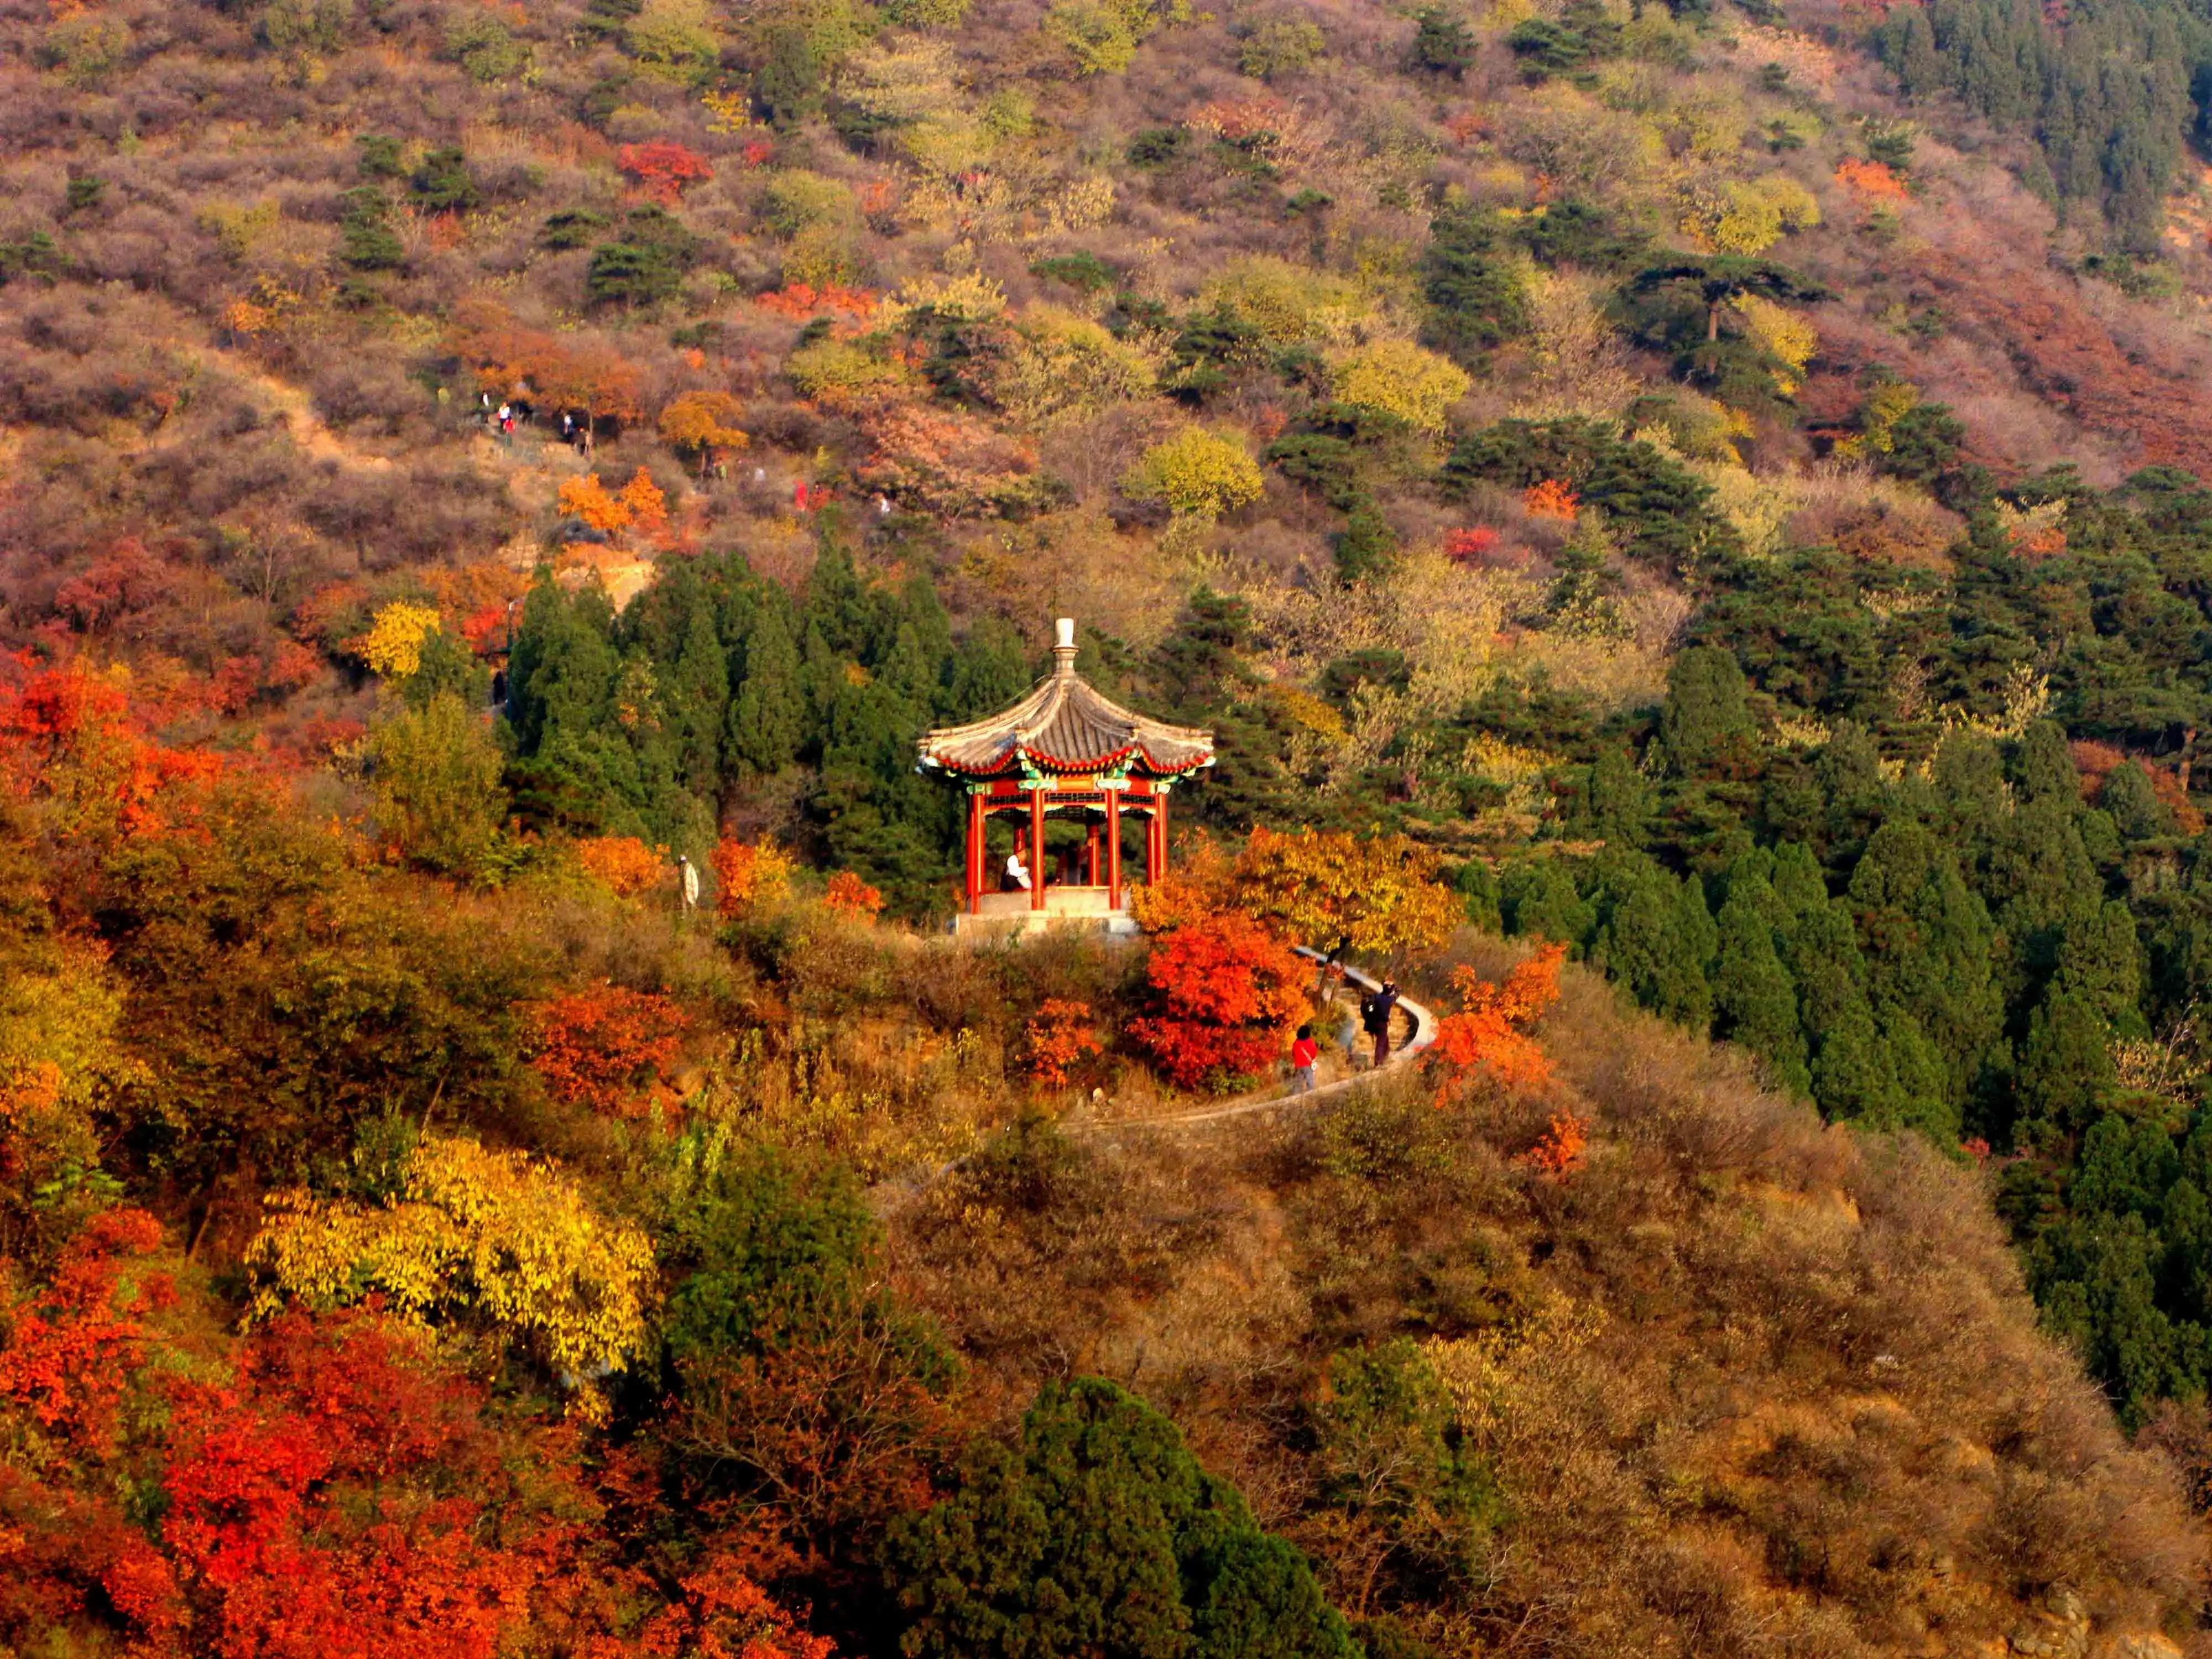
top-left (1361, 980), bottom-right (1399, 1070)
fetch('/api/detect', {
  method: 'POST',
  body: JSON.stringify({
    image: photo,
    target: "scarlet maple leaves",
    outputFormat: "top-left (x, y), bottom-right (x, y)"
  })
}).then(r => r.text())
top-left (0, 1240), bottom-right (830, 1659)
top-left (527, 987), bottom-right (692, 1117)
top-left (1127, 911), bottom-right (1309, 1089)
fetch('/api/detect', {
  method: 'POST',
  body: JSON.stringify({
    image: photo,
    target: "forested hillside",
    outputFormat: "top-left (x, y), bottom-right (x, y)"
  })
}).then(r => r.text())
top-left (11, 0), bottom-right (2212, 1648)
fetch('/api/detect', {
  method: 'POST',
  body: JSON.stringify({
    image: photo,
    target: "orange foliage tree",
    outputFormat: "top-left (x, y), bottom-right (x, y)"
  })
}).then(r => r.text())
top-left (1518, 1109), bottom-right (1588, 1178)
top-left (1427, 942), bottom-right (1566, 1102)
top-left (1522, 479), bottom-right (1579, 521)
top-left (557, 473), bottom-right (633, 535)
top-left (526, 988), bottom-right (692, 1116)
top-left (823, 870), bottom-right (884, 920)
top-left (1024, 999), bottom-right (1103, 1088)
top-left (575, 834), bottom-right (669, 896)
top-left (756, 283), bottom-right (879, 320)
top-left (618, 466), bottom-right (670, 536)
top-left (0, 664), bottom-right (221, 841)
top-left (0, 1208), bottom-right (168, 1458)
top-left (1127, 912), bottom-right (1308, 1090)
top-left (713, 836), bottom-right (796, 917)
top-left (1834, 158), bottom-right (1911, 202)
top-left (453, 304), bottom-right (640, 439)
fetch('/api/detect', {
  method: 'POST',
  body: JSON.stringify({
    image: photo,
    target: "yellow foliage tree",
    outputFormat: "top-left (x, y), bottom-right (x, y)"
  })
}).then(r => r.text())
top-left (558, 473), bottom-right (633, 534)
top-left (1330, 339), bottom-right (1472, 434)
top-left (1734, 294), bottom-right (1817, 395)
top-left (0, 941), bottom-right (143, 1239)
top-left (659, 390), bottom-right (750, 476)
top-left (246, 1134), bottom-right (655, 1418)
top-left (1121, 427), bottom-right (1265, 522)
top-left (356, 602), bottom-right (443, 680)
top-left (1228, 826), bottom-right (1463, 955)
top-left (1681, 174), bottom-right (1820, 255)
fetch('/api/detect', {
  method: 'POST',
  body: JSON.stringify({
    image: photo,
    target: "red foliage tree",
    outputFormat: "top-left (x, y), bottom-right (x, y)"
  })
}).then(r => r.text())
top-left (1024, 999), bottom-right (1103, 1088)
top-left (619, 141), bottom-right (712, 205)
top-left (527, 987), bottom-right (692, 1116)
top-left (0, 1207), bottom-right (167, 1457)
top-left (1127, 912), bottom-right (1308, 1089)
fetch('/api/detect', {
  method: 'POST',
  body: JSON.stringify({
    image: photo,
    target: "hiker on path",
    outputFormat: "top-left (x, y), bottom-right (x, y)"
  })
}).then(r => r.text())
top-left (1361, 979), bottom-right (1400, 1070)
top-left (1289, 1024), bottom-right (1318, 1094)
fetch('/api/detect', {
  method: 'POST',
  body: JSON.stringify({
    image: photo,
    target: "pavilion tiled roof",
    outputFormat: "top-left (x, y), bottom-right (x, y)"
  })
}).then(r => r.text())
top-left (917, 622), bottom-right (1214, 779)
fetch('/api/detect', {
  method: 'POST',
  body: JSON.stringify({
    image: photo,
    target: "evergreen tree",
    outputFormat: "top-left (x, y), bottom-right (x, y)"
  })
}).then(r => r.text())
top-left (1929, 729), bottom-right (2006, 866)
top-left (1420, 205), bottom-right (1528, 362)
top-left (1578, 747), bottom-right (1651, 850)
top-left (663, 598), bottom-right (730, 800)
top-left (943, 617), bottom-right (1034, 721)
top-left (2056, 900), bottom-right (2147, 1035)
top-left (2015, 987), bottom-right (2117, 1152)
top-left (1659, 647), bottom-right (1757, 779)
top-left (1848, 820), bottom-right (2005, 1111)
top-left (727, 598), bottom-right (806, 779)
top-left (1504, 858), bottom-right (1595, 953)
top-left (884, 1378), bottom-right (1357, 1659)
top-left (1590, 853), bottom-right (1713, 1030)
top-left (2101, 760), bottom-right (2173, 841)
top-left (2012, 720), bottom-right (2079, 806)
top-left (1712, 865), bottom-right (1809, 1094)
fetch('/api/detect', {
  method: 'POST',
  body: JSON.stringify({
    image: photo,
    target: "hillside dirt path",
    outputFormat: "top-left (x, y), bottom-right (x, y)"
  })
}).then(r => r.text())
top-left (1066, 950), bottom-right (1437, 1137)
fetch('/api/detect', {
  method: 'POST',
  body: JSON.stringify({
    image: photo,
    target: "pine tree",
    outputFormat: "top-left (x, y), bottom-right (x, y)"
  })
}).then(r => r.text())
top-left (726, 600), bottom-right (806, 779)
top-left (662, 598), bottom-right (730, 800)
top-left (1930, 729), bottom-right (2006, 867)
top-left (1713, 867), bottom-right (1809, 1094)
top-left (2015, 987), bottom-right (2117, 1152)
top-left (1769, 839), bottom-right (1829, 919)
top-left (1579, 747), bottom-right (1651, 850)
top-left (1811, 721), bottom-right (1887, 868)
top-left (1591, 853), bottom-right (1713, 1030)
top-left (2013, 720), bottom-right (2079, 806)
top-left (1986, 796), bottom-right (2098, 994)
top-left (1659, 647), bottom-right (1757, 780)
top-left (2056, 900), bottom-right (2146, 1035)
top-left (1504, 858), bottom-right (1595, 952)
top-left (884, 1378), bottom-right (1357, 1659)
top-left (1847, 820), bottom-right (2004, 1110)
top-left (943, 617), bottom-right (1033, 721)
top-left (2100, 760), bottom-right (2173, 842)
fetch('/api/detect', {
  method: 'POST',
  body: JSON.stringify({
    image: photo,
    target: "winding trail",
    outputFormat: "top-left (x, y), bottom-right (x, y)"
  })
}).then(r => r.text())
top-left (1069, 948), bottom-right (1436, 1137)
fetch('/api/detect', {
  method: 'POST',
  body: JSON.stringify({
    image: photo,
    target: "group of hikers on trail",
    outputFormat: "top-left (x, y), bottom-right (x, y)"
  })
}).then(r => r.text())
top-left (1285, 938), bottom-right (1400, 1096)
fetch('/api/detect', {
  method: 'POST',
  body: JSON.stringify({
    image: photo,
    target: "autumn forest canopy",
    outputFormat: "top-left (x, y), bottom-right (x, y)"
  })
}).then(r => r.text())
top-left (15, 0), bottom-right (2212, 1650)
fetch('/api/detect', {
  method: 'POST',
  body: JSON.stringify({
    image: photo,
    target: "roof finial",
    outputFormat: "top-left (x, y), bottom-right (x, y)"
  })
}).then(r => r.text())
top-left (1052, 617), bottom-right (1078, 679)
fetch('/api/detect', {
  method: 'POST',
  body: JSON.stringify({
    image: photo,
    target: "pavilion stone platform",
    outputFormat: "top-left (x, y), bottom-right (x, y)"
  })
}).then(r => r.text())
top-left (919, 618), bottom-right (1214, 937)
top-left (951, 888), bottom-right (1145, 939)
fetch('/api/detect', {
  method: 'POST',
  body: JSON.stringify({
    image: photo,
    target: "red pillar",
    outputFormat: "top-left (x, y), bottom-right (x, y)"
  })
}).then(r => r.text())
top-left (1155, 789), bottom-right (1169, 880)
top-left (1030, 788), bottom-right (1047, 911)
top-left (1086, 822), bottom-right (1100, 886)
top-left (965, 791), bottom-right (983, 914)
top-left (1106, 789), bottom-right (1122, 910)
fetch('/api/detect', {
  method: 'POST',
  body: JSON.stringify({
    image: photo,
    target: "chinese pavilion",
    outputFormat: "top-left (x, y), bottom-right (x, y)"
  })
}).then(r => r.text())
top-left (918, 618), bottom-right (1214, 930)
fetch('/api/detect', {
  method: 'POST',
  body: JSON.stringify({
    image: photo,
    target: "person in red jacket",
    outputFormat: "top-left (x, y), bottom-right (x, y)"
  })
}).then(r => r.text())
top-left (1289, 1024), bottom-right (1318, 1094)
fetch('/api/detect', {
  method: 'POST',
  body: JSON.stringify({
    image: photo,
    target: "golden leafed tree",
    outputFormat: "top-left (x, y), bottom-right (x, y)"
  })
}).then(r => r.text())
top-left (1228, 826), bottom-right (1462, 954)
